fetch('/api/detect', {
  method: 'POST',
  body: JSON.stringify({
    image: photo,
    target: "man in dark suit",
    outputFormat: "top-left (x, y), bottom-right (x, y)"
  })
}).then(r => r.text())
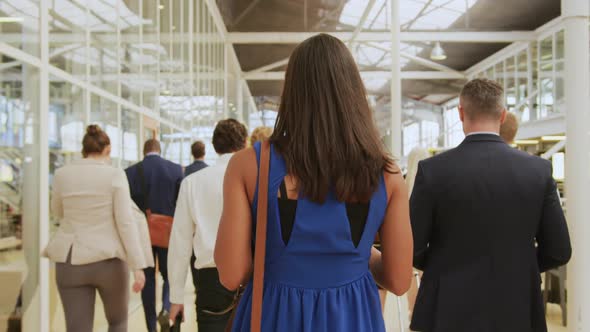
top-left (126, 139), bottom-right (183, 332)
top-left (184, 140), bottom-right (208, 177)
top-left (410, 79), bottom-right (571, 332)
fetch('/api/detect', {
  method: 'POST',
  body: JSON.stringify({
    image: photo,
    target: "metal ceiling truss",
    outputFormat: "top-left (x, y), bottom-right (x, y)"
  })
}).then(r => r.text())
top-left (227, 31), bottom-right (536, 44)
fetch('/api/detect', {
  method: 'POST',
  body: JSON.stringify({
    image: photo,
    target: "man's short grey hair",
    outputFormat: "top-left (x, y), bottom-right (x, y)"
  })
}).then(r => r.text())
top-left (460, 78), bottom-right (505, 120)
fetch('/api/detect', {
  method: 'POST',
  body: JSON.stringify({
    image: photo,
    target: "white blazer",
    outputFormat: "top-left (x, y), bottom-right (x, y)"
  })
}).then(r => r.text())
top-left (43, 158), bottom-right (153, 270)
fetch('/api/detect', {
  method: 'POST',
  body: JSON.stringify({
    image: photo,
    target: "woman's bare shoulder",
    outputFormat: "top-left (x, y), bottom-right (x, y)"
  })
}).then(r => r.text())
top-left (383, 164), bottom-right (406, 201)
top-left (228, 147), bottom-right (259, 200)
top-left (229, 147), bottom-right (258, 170)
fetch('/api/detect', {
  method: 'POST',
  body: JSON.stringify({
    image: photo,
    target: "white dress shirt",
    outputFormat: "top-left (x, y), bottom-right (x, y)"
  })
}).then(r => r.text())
top-left (168, 153), bottom-right (233, 304)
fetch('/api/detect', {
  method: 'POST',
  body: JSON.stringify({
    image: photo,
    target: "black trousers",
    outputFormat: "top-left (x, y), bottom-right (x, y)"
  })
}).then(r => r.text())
top-left (193, 266), bottom-right (234, 332)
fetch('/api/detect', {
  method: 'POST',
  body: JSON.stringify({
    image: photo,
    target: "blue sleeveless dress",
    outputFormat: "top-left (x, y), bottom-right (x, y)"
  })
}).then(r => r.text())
top-left (231, 142), bottom-right (387, 331)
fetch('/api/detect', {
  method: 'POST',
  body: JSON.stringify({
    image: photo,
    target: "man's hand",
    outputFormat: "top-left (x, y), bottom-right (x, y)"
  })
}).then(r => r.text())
top-left (169, 303), bottom-right (185, 326)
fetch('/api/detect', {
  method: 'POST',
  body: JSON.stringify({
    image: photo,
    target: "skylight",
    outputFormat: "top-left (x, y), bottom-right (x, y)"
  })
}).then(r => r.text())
top-left (347, 0), bottom-right (479, 92)
top-left (341, 0), bottom-right (478, 31)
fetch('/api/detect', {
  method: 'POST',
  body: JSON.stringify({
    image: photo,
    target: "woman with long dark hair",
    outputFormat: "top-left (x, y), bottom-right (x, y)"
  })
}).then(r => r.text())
top-left (214, 34), bottom-right (413, 331)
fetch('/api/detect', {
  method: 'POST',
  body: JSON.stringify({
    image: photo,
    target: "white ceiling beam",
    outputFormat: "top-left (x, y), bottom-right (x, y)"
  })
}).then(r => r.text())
top-left (49, 43), bottom-right (83, 58)
top-left (401, 71), bottom-right (466, 79)
top-left (0, 33), bottom-right (220, 44)
top-left (348, 0), bottom-right (377, 45)
top-left (0, 30), bottom-right (537, 45)
top-left (228, 31), bottom-right (536, 44)
top-left (246, 58), bottom-right (290, 74)
top-left (0, 61), bottom-right (20, 72)
top-left (464, 41), bottom-right (529, 77)
top-left (204, 0), bottom-right (229, 36)
top-left (249, 1), bottom-right (380, 76)
top-left (401, 52), bottom-right (465, 76)
top-left (365, 41), bottom-right (464, 76)
top-left (541, 139), bottom-right (566, 160)
top-left (516, 114), bottom-right (565, 140)
top-left (243, 71), bottom-right (466, 80)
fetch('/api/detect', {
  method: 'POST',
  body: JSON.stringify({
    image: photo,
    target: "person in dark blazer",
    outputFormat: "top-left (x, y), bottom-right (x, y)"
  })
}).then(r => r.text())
top-left (126, 139), bottom-right (183, 332)
top-left (184, 140), bottom-right (208, 177)
top-left (410, 78), bottom-right (571, 332)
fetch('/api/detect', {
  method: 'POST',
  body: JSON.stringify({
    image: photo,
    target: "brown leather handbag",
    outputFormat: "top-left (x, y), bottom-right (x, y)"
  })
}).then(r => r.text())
top-left (224, 141), bottom-right (271, 332)
top-left (138, 163), bottom-right (174, 248)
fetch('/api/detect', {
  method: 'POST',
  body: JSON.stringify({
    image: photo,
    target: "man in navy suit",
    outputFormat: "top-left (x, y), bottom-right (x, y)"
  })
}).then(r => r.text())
top-left (126, 139), bottom-right (183, 332)
top-left (184, 140), bottom-right (208, 177)
top-left (410, 79), bottom-right (571, 332)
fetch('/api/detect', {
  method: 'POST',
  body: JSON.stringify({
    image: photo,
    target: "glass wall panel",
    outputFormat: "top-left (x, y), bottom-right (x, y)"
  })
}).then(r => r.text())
top-left (121, 109), bottom-right (140, 168)
top-left (444, 107), bottom-right (464, 148)
top-left (495, 62), bottom-right (505, 92)
top-left (517, 50), bottom-right (529, 118)
top-left (50, 77), bottom-right (86, 166)
top-left (539, 36), bottom-right (554, 118)
top-left (555, 30), bottom-right (565, 112)
top-left (141, 0), bottom-right (160, 111)
top-left (0, 0), bottom-right (228, 330)
top-left (90, 94), bottom-right (120, 166)
top-left (505, 57), bottom-right (516, 111)
top-left (120, 0), bottom-right (143, 108)
top-left (48, 0), bottom-right (87, 77)
top-left (0, 0), bottom-right (40, 57)
top-left (421, 120), bottom-right (440, 149)
top-left (0, 51), bottom-right (43, 331)
top-left (402, 122), bottom-right (419, 156)
top-left (87, 2), bottom-right (120, 97)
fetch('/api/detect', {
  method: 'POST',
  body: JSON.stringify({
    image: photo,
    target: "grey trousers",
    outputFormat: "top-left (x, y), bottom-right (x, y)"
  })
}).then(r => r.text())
top-left (56, 254), bottom-right (129, 332)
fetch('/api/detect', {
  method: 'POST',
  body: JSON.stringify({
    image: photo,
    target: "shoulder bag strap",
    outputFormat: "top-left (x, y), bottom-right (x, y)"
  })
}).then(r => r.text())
top-left (137, 162), bottom-right (150, 215)
top-left (250, 140), bottom-right (270, 332)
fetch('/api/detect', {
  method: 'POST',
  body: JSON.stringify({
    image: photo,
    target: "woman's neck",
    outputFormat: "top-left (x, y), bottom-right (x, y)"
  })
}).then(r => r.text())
top-left (86, 154), bottom-right (107, 161)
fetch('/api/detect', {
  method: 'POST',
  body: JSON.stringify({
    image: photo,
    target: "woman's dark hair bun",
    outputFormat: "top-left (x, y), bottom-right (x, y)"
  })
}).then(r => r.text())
top-left (82, 124), bottom-right (110, 157)
top-left (86, 124), bottom-right (101, 136)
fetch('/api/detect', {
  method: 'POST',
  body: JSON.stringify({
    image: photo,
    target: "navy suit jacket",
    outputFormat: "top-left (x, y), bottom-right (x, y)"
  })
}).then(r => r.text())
top-left (184, 160), bottom-right (208, 178)
top-left (125, 155), bottom-right (183, 217)
top-left (410, 134), bottom-right (571, 332)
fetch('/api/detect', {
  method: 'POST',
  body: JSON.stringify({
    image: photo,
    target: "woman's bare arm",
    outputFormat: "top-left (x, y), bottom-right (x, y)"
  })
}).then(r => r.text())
top-left (370, 171), bottom-right (414, 295)
top-left (214, 148), bottom-right (257, 290)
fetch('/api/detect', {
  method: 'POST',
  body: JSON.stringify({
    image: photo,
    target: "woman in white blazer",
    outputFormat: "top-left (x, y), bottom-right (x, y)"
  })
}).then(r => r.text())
top-left (43, 124), bottom-right (153, 332)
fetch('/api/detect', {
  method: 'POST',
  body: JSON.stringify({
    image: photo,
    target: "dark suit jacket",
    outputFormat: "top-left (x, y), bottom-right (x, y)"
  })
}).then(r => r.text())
top-left (125, 154), bottom-right (183, 217)
top-left (184, 160), bottom-right (208, 178)
top-left (410, 134), bottom-right (571, 332)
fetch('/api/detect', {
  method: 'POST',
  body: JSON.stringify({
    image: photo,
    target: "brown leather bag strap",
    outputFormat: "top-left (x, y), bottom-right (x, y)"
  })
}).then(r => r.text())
top-left (250, 140), bottom-right (270, 332)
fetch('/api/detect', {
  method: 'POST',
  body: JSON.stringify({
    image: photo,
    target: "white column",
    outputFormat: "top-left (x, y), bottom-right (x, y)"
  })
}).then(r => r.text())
top-left (224, 43), bottom-right (229, 119)
top-left (188, 0), bottom-right (195, 140)
top-left (38, 0), bottom-right (50, 329)
top-left (237, 78), bottom-right (244, 123)
top-left (390, 0), bottom-right (402, 157)
top-left (564, 0), bottom-right (590, 330)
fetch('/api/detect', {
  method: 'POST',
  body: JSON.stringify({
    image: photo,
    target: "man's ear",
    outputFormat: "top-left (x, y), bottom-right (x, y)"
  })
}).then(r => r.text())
top-left (499, 109), bottom-right (507, 124)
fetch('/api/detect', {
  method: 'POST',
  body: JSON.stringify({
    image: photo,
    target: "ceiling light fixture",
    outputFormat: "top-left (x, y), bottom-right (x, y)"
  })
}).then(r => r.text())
top-left (430, 42), bottom-right (447, 61)
top-left (0, 17), bottom-right (24, 23)
top-left (158, 4), bottom-right (165, 10)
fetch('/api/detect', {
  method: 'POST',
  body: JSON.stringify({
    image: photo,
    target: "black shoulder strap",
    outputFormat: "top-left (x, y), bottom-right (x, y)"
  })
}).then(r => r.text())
top-left (137, 162), bottom-right (149, 213)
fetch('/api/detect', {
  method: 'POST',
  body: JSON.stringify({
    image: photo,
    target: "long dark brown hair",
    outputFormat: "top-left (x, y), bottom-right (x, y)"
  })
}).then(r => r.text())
top-left (270, 34), bottom-right (395, 204)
